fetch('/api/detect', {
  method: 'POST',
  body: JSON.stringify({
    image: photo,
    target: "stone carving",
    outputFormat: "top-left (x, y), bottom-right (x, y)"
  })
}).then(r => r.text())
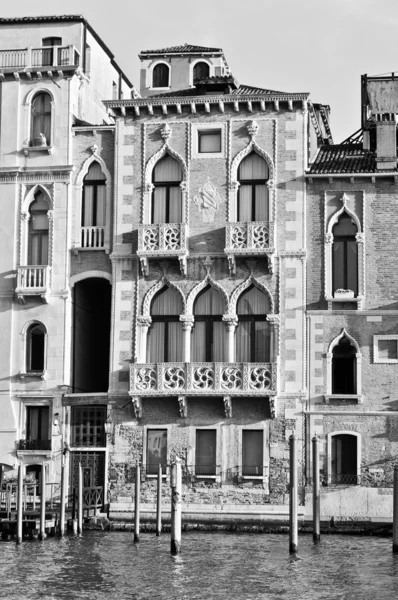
top-left (178, 396), bottom-right (187, 418)
top-left (160, 124), bottom-right (172, 142)
top-left (246, 120), bottom-right (259, 138)
top-left (223, 396), bottom-right (232, 418)
top-left (192, 178), bottom-right (225, 223)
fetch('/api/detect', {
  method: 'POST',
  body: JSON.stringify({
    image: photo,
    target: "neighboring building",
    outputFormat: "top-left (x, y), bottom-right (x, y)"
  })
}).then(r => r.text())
top-left (0, 15), bottom-right (132, 494)
top-left (305, 73), bottom-right (398, 519)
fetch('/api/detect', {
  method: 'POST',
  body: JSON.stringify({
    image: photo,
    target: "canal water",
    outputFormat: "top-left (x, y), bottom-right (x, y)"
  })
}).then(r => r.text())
top-left (0, 531), bottom-right (397, 600)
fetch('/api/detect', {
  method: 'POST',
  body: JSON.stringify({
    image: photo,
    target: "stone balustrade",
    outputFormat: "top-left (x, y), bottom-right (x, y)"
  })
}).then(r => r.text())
top-left (0, 46), bottom-right (80, 70)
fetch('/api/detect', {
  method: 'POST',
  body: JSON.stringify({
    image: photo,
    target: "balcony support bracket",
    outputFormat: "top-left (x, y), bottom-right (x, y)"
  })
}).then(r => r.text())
top-left (227, 254), bottom-right (236, 276)
top-left (224, 396), bottom-right (232, 418)
top-left (132, 396), bottom-right (142, 419)
top-left (269, 396), bottom-right (277, 418)
top-left (178, 396), bottom-right (187, 418)
top-left (140, 256), bottom-right (149, 277)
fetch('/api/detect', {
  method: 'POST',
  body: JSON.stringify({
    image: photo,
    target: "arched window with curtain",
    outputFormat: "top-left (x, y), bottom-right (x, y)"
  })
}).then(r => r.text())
top-left (237, 153), bottom-right (269, 222)
top-left (332, 213), bottom-right (358, 296)
top-left (236, 285), bottom-right (270, 363)
top-left (191, 285), bottom-right (225, 362)
top-left (332, 335), bottom-right (356, 394)
top-left (28, 191), bottom-right (49, 266)
top-left (147, 287), bottom-right (183, 362)
top-left (31, 92), bottom-right (51, 146)
top-left (193, 61), bottom-right (210, 81)
top-left (26, 322), bottom-right (46, 373)
top-left (82, 162), bottom-right (106, 227)
top-left (152, 155), bottom-right (182, 224)
top-left (152, 63), bottom-right (170, 88)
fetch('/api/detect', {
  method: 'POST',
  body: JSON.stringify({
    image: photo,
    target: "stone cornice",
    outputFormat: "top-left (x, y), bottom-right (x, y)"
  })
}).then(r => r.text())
top-left (306, 171), bottom-right (398, 181)
top-left (0, 166), bottom-right (74, 182)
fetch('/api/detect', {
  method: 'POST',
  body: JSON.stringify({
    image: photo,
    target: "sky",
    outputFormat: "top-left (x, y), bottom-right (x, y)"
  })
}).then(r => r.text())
top-left (2, 0), bottom-right (398, 142)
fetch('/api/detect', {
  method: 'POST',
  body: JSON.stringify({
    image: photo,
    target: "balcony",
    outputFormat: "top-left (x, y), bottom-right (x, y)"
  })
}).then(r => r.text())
top-left (0, 46), bottom-right (80, 76)
top-left (18, 439), bottom-right (51, 451)
top-left (137, 223), bottom-right (188, 276)
top-left (16, 266), bottom-right (51, 304)
top-left (81, 226), bottom-right (105, 249)
top-left (130, 362), bottom-right (277, 396)
top-left (225, 221), bottom-right (275, 274)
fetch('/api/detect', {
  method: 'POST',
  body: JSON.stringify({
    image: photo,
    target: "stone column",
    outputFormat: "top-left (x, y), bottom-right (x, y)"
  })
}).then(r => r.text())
top-left (136, 316), bottom-right (152, 363)
top-left (267, 315), bottom-right (280, 363)
top-left (180, 315), bottom-right (194, 363)
top-left (222, 315), bottom-right (238, 363)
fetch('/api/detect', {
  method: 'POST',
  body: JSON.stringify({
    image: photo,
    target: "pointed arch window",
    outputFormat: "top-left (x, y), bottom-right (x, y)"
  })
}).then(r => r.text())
top-left (26, 322), bottom-right (46, 373)
top-left (31, 92), bottom-right (51, 146)
top-left (332, 213), bottom-right (358, 296)
top-left (193, 61), bottom-right (210, 81)
top-left (147, 287), bottom-right (183, 362)
top-left (82, 162), bottom-right (106, 227)
top-left (332, 335), bottom-right (356, 395)
top-left (191, 285), bottom-right (225, 362)
top-left (152, 63), bottom-right (170, 88)
top-left (28, 191), bottom-right (49, 266)
top-left (152, 155), bottom-right (182, 224)
top-left (236, 285), bottom-right (270, 362)
top-left (237, 153), bottom-right (269, 222)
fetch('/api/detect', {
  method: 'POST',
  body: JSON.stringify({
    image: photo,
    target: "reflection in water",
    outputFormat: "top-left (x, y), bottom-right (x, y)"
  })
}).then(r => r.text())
top-left (0, 532), bottom-right (398, 600)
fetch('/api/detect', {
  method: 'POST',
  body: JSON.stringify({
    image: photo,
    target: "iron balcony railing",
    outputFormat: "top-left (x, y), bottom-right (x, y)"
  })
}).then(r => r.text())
top-left (0, 46), bottom-right (80, 70)
top-left (81, 226), bottom-right (105, 249)
top-left (190, 464), bottom-right (220, 477)
top-left (225, 221), bottom-right (274, 254)
top-left (330, 473), bottom-right (360, 485)
top-left (18, 439), bottom-right (51, 451)
top-left (130, 362), bottom-right (277, 396)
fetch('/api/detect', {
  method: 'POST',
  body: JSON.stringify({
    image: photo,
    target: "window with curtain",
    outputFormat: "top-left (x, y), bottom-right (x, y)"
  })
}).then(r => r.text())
top-left (237, 152), bottom-right (269, 222)
top-left (332, 213), bottom-right (358, 296)
top-left (242, 430), bottom-right (263, 476)
top-left (196, 429), bottom-right (216, 475)
top-left (147, 286), bottom-right (183, 362)
top-left (82, 162), bottom-right (106, 227)
top-left (31, 92), bottom-right (51, 145)
top-left (152, 63), bottom-right (170, 88)
top-left (332, 336), bottom-right (356, 394)
top-left (191, 285), bottom-right (225, 362)
top-left (27, 323), bottom-right (46, 372)
top-left (151, 155), bottom-right (182, 224)
top-left (42, 37), bottom-right (62, 67)
top-left (28, 192), bottom-right (49, 266)
top-left (193, 61), bottom-right (210, 81)
top-left (146, 429), bottom-right (167, 475)
top-left (236, 285), bottom-right (270, 363)
top-left (27, 406), bottom-right (49, 441)
top-left (198, 129), bottom-right (221, 153)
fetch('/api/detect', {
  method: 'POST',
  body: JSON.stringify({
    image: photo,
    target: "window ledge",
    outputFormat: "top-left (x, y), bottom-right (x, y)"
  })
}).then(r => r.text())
top-left (149, 86), bottom-right (170, 91)
top-left (19, 371), bottom-right (46, 380)
top-left (324, 394), bottom-right (363, 404)
top-left (145, 474), bottom-right (168, 480)
top-left (239, 475), bottom-right (267, 480)
top-left (72, 246), bottom-right (110, 255)
top-left (194, 475), bottom-right (220, 482)
top-left (23, 145), bottom-right (54, 156)
top-left (326, 296), bottom-right (364, 310)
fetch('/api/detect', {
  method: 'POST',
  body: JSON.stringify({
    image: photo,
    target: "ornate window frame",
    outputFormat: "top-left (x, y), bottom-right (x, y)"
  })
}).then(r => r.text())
top-left (74, 149), bottom-right (112, 253)
top-left (191, 122), bottom-right (226, 159)
top-left (326, 431), bottom-right (361, 485)
top-left (373, 335), bottom-right (398, 364)
top-left (23, 88), bottom-right (55, 155)
top-left (20, 184), bottom-right (54, 267)
top-left (19, 320), bottom-right (48, 379)
top-left (149, 60), bottom-right (171, 91)
top-left (325, 328), bottom-right (362, 403)
top-left (325, 192), bottom-right (365, 309)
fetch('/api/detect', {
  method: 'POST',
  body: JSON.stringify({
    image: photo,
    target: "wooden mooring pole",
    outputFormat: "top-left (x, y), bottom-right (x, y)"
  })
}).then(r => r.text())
top-left (134, 460), bottom-right (140, 543)
top-left (289, 433), bottom-right (298, 554)
top-left (16, 464), bottom-right (23, 544)
top-left (312, 435), bottom-right (320, 542)
top-left (77, 462), bottom-right (83, 535)
top-left (39, 464), bottom-right (46, 540)
top-left (59, 461), bottom-right (66, 536)
top-left (393, 466), bottom-right (398, 553)
top-left (170, 456), bottom-right (182, 556)
top-left (156, 462), bottom-right (162, 536)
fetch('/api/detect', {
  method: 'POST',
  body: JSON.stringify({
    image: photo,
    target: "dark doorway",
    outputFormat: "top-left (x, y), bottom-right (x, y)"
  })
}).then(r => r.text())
top-left (72, 278), bottom-right (111, 393)
top-left (331, 434), bottom-right (358, 484)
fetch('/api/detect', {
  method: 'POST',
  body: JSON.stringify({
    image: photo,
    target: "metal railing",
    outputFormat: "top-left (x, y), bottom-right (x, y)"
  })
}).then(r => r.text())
top-left (81, 226), bottom-right (105, 249)
top-left (17, 265), bottom-right (50, 291)
top-left (330, 473), bottom-right (360, 485)
top-left (18, 439), bottom-right (51, 451)
top-left (0, 45), bottom-right (80, 69)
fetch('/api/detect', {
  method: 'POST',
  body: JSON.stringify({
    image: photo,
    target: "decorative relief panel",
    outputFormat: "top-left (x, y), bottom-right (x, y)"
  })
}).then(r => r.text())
top-left (192, 178), bottom-right (225, 223)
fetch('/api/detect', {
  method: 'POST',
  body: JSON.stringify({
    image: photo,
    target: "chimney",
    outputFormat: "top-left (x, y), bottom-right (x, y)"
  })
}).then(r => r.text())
top-left (375, 114), bottom-right (397, 170)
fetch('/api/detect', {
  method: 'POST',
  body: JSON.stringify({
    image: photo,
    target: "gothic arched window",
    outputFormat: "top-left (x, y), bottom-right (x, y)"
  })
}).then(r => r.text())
top-left (152, 155), bottom-right (182, 224)
top-left (332, 335), bottom-right (356, 395)
top-left (147, 287), bottom-right (183, 362)
top-left (191, 285), bottom-right (225, 362)
top-left (236, 285), bottom-right (270, 363)
top-left (237, 153), bottom-right (269, 222)
top-left (28, 192), bottom-right (49, 266)
top-left (332, 213), bottom-right (358, 296)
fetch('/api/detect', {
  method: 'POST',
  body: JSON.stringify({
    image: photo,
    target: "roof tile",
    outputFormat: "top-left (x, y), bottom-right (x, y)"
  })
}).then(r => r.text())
top-left (309, 144), bottom-right (376, 174)
top-left (140, 44), bottom-right (223, 55)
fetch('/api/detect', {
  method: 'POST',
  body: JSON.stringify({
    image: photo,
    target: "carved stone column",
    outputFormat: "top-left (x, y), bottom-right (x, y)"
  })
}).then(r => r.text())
top-left (222, 315), bottom-right (238, 363)
top-left (267, 314), bottom-right (280, 363)
top-left (136, 316), bottom-right (152, 363)
top-left (356, 232), bottom-right (365, 303)
top-left (325, 232), bottom-right (333, 300)
top-left (180, 315), bottom-right (194, 363)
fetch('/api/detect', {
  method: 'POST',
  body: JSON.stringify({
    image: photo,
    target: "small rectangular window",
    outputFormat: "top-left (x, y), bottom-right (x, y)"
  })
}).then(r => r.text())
top-left (71, 405), bottom-right (106, 447)
top-left (198, 130), bottom-right (221, 153)
top-left (146, 429), bottom-right (167, 474)
top-left (242, 430), bottom-right (263, 476)
top-left (374, 335), bottom-right (398, 363)
top-left (27, 406), bottom-right (49, 441)
top-left (196, 429), bottom-right (216, 475)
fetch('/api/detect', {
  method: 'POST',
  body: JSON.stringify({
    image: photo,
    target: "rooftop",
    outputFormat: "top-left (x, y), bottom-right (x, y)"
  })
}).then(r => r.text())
top-left (148, 83), bottom-right (291, 99)
top-left (308, 143), bottom-right (376, 174)
top-left (139, 43), bottom-right (223, 55)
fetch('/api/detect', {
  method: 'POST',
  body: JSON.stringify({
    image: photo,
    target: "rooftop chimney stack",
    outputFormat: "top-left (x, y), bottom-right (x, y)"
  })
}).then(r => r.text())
top-left (375, 114), bottom-right (397, 170)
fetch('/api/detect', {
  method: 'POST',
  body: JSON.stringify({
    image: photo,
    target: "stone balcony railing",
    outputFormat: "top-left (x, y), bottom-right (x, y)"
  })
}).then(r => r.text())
top-left (0, 46), bottom-right (80, 70)
top-left (130, 362), bottom-right (277, 396)
top-left (16, 265), bottom-right (51, 304)
top-left (137, 223), bottom-right (188, 276)
top-left (225, 221), bottom-right (275, 274)
top-left (81, 226), bottom-right (105, 249)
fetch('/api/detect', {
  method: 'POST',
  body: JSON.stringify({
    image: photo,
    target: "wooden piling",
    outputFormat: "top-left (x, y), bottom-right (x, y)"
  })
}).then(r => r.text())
top-left (156, 462), bottom-right (162, 536)
top-left (312, 435), bottom-right (320, 542)
top-left (170, 456), bottom-right (182, 555)
top-left (393, 466), bottom-right (398, 553)
top-left (16, 464), bottom-right (23, 544)
top-left (59, 461), bottom-right (66, 536)
top-left (134, 460), bottom-right (140, 543)
top-left (289, 433), bottom-right (298, 554)
top-left (77, 462), bottom-right (83, 534)
top-left (39, 464), bottom-right (46, 540)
